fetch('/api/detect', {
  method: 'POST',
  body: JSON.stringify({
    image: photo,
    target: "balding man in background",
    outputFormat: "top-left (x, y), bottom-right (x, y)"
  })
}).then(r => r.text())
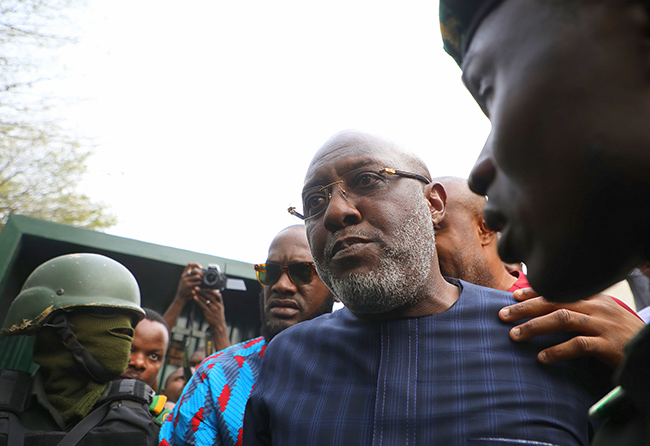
top-left (434, 176), bottom-right (519, 291)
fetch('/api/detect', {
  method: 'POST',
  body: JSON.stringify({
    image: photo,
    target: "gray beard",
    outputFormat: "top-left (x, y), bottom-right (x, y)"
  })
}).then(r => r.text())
top-left (315, 197), bottom-right (437, 315)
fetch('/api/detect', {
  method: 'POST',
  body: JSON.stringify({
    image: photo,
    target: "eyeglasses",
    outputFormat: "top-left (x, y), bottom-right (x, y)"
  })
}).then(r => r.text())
top-left (288, 167), bottom-right (430, 220)
top-left (253, 262), bottom-right (316, 286)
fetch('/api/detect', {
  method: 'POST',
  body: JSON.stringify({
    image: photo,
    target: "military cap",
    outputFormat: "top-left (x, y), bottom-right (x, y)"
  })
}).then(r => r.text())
top-left (440, 0), bottom-right (505, 67)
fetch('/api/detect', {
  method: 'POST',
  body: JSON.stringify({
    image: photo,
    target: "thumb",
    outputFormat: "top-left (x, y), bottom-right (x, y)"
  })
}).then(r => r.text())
top-left (513, 287), bottom-right (541, 302)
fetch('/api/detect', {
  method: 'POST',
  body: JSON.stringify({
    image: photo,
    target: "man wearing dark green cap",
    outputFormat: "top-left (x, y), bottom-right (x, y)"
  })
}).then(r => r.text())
top-left (0, 253), bottom-right (167, 445)
top-left (439, 1), bottom-right (650, 443)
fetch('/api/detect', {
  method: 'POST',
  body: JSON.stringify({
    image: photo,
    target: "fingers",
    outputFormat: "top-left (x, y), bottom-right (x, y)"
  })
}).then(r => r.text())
top-left (536, 335), bottom-right (625, 369)
top-left (536, 336), bottom-right (601, 365)
top-left (508, 309), bottom-right (594, 342)
top-left (193, 289), bottom-right (223, 309)
top-left (499, 296), bottom-right (558, 322)
top-left (507, 308), bottom-right (613, 367)
top-left (501, 294), bottom-right (633, 326)
top-left (501, 294), bottom-right (644, 369)
top-left (184, 263), bottom-right (203, 280)
top-left (177, 263), bottom-right (204, 297)
top-left (512, 287), bottom-right (540, 302)
top-left (186, 262), bottom-right (203, 272)
top-left (499, 293), bottom-right (605, 322)
top-left (193, 294), bottom-right (213, 311)
top-left (184, 275), bottom-right (202, 287)
top-left (193, 289), bottom-right (227, 333)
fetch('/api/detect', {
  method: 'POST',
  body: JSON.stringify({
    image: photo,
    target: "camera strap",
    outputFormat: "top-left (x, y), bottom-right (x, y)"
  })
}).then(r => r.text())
top-left (181, 302), bottom-right (196, 382)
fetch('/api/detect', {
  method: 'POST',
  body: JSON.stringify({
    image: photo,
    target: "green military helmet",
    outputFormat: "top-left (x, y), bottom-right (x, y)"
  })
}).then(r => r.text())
top-left (1, 253), bottom-right (145, 336)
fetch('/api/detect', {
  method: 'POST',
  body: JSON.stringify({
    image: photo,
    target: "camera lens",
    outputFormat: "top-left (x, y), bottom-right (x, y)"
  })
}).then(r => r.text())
top-left (200, 264), bottom-right (227, 290)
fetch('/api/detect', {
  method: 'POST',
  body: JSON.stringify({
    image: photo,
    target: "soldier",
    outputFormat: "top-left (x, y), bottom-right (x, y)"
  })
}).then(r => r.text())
top-left (0, 253), bottom-right (168, 446)
top-left (439, 0), bottom-right (650, 442)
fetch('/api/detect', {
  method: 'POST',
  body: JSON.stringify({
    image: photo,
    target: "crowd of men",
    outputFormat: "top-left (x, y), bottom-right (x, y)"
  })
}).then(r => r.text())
top-left (2, 0), bottom-right (650, 444)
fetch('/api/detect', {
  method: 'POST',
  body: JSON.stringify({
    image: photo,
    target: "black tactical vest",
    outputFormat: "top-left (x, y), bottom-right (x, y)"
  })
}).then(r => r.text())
top-left (0, 370), bottom-right (167, 446)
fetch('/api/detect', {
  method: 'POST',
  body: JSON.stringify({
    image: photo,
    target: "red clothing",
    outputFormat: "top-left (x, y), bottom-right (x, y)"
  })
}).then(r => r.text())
top-left (507, 271), bottom-right (641, 320)
top-left (609, 297), bottom-right (639, 318)
top-left (508, 270), bottom-right (530, 292)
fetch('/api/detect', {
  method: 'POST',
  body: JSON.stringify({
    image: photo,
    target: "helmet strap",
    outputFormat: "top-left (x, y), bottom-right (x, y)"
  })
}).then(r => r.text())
top-left (44, 313), bottom-right (116, 383)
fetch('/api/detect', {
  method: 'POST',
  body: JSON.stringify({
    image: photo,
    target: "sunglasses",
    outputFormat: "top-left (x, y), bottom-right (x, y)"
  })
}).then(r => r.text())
top-left (253, 262), bottom-right (316, 286)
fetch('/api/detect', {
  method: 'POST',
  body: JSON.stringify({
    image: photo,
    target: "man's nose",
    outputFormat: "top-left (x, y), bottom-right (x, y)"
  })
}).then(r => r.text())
top-left (468, 136), bottom-right (496, 196)
top-left (272, 270), bottom-right (297, 294)
top-left (322, 186), bottom-right (362, 232)
top-left (129, 351), bottom-right (146, 370)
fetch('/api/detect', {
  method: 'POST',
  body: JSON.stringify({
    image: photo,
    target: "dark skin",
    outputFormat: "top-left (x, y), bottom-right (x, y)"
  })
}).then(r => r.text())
top-left (161, 367), bottom-right (186, 409)
top-left (304, 131), bottom-right (459, 322)
top-left (121, 318), bottom-right (169, 390)
top-left (434, 176), bottom-right (510, 291)
top-left (189, 348), bottom-right (206, 370)
top-left (435, 177), bottom-right (644, 369)
top-left (462, 0), bottom-right (650, 302)
top-left (260, 225), bottom-right (335, 339)
top-left (163, 262), bottom-right (230, 352)
top-left (500, 288), bottom-right (644, 369)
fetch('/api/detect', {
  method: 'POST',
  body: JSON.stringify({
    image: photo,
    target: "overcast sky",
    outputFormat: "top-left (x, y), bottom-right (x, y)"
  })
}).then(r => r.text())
top-left (51, 0), bottom-right (490, 265)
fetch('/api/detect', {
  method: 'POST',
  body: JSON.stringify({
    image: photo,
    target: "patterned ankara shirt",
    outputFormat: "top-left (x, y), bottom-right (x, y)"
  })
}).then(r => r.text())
top-left (159, 336), bottom-right (266, 446)
top-left (244, 280), bottom-right (613, 446)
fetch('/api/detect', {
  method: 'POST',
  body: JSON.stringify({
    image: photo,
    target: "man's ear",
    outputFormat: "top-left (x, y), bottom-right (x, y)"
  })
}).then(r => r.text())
top-left (476, 215), bottom-right (497, 246)
top-left (427, 182), bottom-right (447, 228)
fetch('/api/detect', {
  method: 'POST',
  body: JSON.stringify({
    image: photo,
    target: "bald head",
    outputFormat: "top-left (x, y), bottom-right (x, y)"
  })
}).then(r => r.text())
top-left (306, 130), bottom-right (432, 185)
top-left (433, 177), bottom-right (515, 290)
top-left (260, 224), bottom-right (335, 341)
top-left (303, 130), bottom-right (460, 320)
top-left (435, 176), bottom-right (486, 222)
top-left (272, 225), bottom-right (310, 246)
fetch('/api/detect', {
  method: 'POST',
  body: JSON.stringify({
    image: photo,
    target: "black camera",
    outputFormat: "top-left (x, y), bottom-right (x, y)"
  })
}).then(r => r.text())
top-left (200, 264), bottom-right (228, 291)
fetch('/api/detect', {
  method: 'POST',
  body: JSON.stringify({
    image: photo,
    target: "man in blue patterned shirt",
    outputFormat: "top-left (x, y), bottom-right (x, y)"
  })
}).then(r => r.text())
top-left (243, 130), bottom-right (614, 446)
top-left (159, 225), bottom-right (336, 446)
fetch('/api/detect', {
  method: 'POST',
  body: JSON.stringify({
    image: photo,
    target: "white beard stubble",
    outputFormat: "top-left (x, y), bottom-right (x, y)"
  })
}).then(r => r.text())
top-left (315, 196), bottom-right (437, 315)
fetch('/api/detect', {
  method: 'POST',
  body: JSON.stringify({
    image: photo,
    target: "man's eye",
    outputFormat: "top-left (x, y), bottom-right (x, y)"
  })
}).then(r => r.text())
top-left (150, 353), bottom-right (160, 361)
top-left (351, 172), bottom-right (384, 190)
top-left (304, 192), bottom-right (327, 215)
top-left (476, 78), bottom-right (493, 116)
top-left (111, 327), bottom-right (134, 337)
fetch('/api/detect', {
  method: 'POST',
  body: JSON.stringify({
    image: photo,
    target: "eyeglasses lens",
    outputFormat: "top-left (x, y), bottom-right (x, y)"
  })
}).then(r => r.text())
top-left (257, 263), bottom-right (278, 286)
top-left (255, 263), bottom-right (314, 286)
top-left (289, 168), bottom-right (430, 221)
top-left (288, 263), bottom-right (314, 284)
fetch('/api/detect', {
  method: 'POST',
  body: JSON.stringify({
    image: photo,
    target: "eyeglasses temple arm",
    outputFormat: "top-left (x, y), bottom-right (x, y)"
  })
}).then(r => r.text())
top-left (288, 207), bottom-right (307, 220)
top-left (380, 167), bottom-right (431, 185)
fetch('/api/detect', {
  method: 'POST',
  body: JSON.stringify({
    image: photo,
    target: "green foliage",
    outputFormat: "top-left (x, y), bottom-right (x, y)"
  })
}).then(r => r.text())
top-left (0, 138), bottom-right (117, 231)
top-left (0, 0), bottom-right (116, 231)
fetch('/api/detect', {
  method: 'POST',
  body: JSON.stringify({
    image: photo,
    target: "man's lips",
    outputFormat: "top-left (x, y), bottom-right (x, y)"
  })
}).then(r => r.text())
top-left (484, 207), bottom-right (524, 264)
top-left (121, 370), bottom-right (142, 380)
top-left (267, 299), bottom-right (300, 318)
top-left (329, 236), bottom-right (372, 260)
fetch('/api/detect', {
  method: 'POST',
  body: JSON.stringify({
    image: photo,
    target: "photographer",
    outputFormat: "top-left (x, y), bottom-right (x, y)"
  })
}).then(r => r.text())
top-left (162, 262), bottom-right (230, 353)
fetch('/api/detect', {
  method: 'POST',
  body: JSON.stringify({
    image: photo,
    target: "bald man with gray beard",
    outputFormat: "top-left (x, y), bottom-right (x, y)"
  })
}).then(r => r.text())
top-left (243, 131), bottom-right (614, 446)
